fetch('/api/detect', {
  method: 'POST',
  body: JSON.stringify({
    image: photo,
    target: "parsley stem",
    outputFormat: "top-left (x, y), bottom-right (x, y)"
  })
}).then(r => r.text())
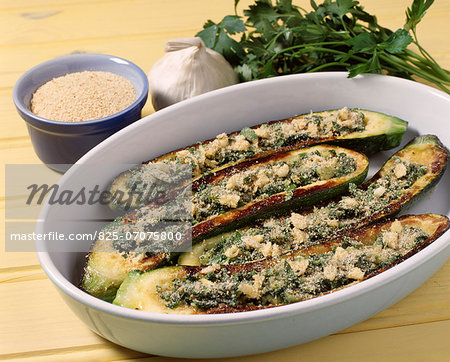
top-left (268, 42), bottom-right (355, 61)
top-left (305, 62), bottom-right (351, 73)
top-left (404, 49), bottom-right (450, 81)
top-left (388, 55), bottom-right (450, 85)
top-left (288, 47), bottom-right (366, 62)
top-left (411, 29), bottom-right (438, 67)
top-left (264, 29), bottom-right (347, 51)
top-left (405, 54), bottom-right (450, 82)
top-left (379, 54), bottom-right (449, 93)
top-left (340, 18), bottom-right (350, 35)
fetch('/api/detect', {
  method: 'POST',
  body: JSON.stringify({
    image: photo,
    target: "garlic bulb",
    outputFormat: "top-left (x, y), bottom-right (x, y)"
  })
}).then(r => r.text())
top-left (148, 37), bottom-right (239, 110)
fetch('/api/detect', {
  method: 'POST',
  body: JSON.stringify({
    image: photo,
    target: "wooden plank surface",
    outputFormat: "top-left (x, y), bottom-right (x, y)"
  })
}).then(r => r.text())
top-left (1, 0), bottom-right (449, 360)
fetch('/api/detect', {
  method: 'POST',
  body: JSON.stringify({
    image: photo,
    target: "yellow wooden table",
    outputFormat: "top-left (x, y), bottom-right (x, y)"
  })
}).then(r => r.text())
top-left (1, 0), bottom-right (449, 360)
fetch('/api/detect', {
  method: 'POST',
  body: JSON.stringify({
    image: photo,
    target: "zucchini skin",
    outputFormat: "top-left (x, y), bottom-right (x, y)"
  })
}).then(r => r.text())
top-left (81, 254), bottom-right (169, 302)
top-left (109, 109), bottom-right (407, 210)
top-left (113, 214), bottom-right (450, 314)
top-left (82, 260), bottom-right (120, 303)
top-left (179, 135), bottom-right (449, 266)
top-left (331, 113), bottom-right (407, 154)
top-left (80, 238), bottom-right (171, 302)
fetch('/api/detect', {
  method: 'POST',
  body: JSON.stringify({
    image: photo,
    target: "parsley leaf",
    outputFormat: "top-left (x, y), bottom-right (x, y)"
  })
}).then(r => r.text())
top-left (380, 29), bottom-right (413, 54)
top-left (221, 15), bottom-right (246, 34)
top-left (405, 0), bottom-right (434, 31)
top-left (197, 23), bottom-right (219, 48)
top-left (215, 29), bottom-right (245, 63)
top-left (240, 127), bottom-right (258, 141)
top-left (197, 16), bottom-right (246, 64)
top-left (328, 0), bottom-right (359, 18)
top-left (245, 1), bottom-right (279, 30)
top-left (346, 32), bottom-right (377, 53)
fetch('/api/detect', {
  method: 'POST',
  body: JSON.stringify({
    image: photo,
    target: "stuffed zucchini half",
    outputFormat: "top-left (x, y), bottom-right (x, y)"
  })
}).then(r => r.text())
top-left (109, 108), bottom-right (407, 210)
top-left (113, 214), bottom-right (450, 314)
top-left (179, 135), bottom-right (448, 266)
top-left (191, 144), bottom-right (369, 239)
top-left (82, 144), bottom-right (368, 301)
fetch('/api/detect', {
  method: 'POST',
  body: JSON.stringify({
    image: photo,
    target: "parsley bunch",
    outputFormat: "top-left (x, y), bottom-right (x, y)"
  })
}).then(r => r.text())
top-left (197, 0), bottom-right (449, 93)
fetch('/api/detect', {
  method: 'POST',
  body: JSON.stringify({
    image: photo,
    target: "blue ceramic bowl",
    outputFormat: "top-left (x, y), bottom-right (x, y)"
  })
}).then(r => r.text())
top-left (13, 53), bottom-right (149, 173)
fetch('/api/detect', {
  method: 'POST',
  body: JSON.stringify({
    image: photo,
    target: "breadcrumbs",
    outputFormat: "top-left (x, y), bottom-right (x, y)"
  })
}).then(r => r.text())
top-left (30, 71), bottom-right (136, 122)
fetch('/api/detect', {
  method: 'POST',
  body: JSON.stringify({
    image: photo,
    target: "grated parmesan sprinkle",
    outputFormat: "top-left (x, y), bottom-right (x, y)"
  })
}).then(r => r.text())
top-left (30, 71), bottom-right (136, 122)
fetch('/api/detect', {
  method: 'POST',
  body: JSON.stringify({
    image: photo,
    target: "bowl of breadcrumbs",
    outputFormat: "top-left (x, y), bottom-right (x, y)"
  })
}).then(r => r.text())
top-left (13, 53), bottom-right (149, 173)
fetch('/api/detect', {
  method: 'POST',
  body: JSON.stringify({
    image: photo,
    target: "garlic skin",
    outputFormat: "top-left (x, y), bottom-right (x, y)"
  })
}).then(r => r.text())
top-left (148, 37), bottom-right (239, 111)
